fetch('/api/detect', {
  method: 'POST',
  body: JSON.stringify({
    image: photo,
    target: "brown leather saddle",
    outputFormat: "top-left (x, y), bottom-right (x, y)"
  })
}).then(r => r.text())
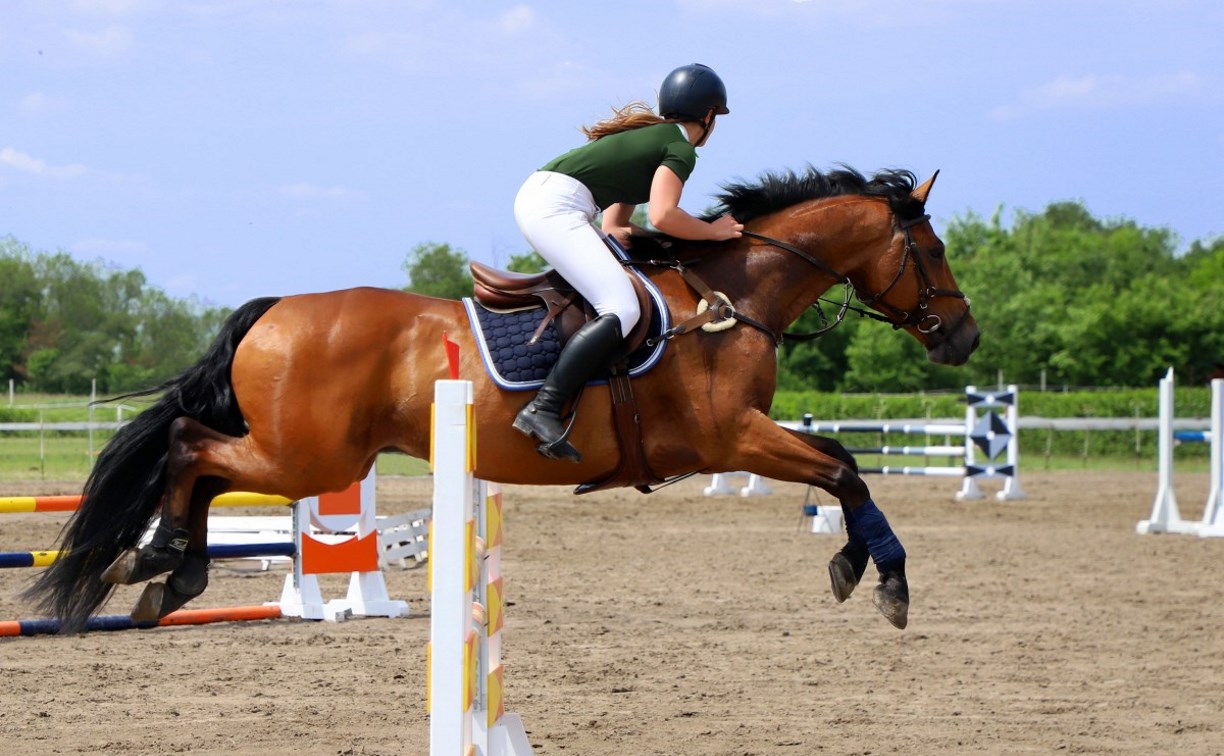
top-left (469, 262), bottom-right (655, 354)
top-left (468, 261), bottom-right (664, 494)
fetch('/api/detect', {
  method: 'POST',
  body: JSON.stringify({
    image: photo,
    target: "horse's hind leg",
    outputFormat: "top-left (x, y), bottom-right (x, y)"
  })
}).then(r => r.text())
top-left (129, 475), bottom-right (226, 622)
top-left (102, 418), bottom-right (240, 619)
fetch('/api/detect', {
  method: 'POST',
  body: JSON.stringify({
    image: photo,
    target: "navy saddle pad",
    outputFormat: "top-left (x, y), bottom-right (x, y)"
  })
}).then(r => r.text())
top-left (462, 274), bottom-right (670, 392)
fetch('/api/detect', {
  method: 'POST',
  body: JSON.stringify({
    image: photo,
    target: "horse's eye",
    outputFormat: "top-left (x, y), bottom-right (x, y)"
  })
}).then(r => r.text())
top-left (929, 247), bottom-right (944, 260)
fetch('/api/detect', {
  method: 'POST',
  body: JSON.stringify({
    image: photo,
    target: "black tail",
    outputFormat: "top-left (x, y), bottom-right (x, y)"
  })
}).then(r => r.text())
top-left (22, 296), bottom-right (282, 633)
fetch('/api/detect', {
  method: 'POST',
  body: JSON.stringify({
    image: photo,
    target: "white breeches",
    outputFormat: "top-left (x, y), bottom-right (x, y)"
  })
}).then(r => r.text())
top-left (513, 171), bottom-right (640, 338)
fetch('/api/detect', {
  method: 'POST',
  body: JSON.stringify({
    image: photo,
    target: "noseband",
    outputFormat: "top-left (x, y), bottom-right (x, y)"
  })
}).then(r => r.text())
top-left (856, 214), bottom-right (969, 334)
top-left (742, 213), bottom-right (969, 339)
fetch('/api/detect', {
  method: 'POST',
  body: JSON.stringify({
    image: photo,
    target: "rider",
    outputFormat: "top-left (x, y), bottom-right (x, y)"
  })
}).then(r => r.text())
top-left (512, 63), bottom-right (744, 463)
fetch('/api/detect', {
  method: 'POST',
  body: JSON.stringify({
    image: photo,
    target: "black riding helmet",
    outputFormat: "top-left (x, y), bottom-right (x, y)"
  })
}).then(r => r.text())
top-left (658, 63), bottom-right (730, 122)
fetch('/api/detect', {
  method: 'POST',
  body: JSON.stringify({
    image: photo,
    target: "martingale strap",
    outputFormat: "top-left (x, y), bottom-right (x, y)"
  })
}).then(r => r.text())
top-left (629, 257), bottom-right (779, 346)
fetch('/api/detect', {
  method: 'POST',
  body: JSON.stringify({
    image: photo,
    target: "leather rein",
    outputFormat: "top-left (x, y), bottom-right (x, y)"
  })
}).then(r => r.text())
top-left (635, 213), bottom-right (968, 345)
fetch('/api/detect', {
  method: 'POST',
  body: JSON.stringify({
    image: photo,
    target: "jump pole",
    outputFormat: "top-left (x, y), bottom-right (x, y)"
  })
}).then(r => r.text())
top-left (0, 541), bottom-right (296, 569)
top-left (429, 379), bottom-right (533, 756)
top-left (0, 605), bottom-right (282, 638)
top-left (0, 491), bottom-right (291, 514)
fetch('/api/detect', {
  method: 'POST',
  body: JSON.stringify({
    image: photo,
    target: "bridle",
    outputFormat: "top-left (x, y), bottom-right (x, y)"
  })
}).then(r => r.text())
top-left (742, 212), bottom-right (970, 341)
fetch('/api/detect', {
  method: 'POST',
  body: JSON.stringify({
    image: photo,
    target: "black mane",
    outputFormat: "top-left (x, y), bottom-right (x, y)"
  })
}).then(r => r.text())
top-left (706, 165), bottom-right (923, 224)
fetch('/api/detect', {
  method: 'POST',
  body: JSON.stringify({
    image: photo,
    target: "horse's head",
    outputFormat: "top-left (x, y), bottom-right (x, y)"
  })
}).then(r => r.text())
top-left (707, 166), bottom-right (979, 366)
top-left (854, 172), bottom-right (980, 366)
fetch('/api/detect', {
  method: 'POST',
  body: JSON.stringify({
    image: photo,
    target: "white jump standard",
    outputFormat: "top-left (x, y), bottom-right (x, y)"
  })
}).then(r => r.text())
top-left (1138, 369), bottom-right (1224, 537)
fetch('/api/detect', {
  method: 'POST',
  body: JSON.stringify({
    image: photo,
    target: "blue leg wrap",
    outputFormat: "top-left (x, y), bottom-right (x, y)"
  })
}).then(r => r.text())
top-left (847, 499), bottom-right (906, 574)
top-left (840, 503), bottom-right (869, 555)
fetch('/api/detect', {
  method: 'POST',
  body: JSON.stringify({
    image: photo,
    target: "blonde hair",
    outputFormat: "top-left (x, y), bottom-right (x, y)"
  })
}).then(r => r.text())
top-left (581, 101), bottom-right (672, 141)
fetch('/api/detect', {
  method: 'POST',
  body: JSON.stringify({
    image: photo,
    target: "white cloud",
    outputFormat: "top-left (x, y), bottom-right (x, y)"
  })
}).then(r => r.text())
top-left (278, 183), bottom-right (364, 200)
top-left (990, 71), bottom-right (1204, 120)
top-left (65, 25), bottom-right (134, 56)
top-left (18, 92), bottom-right (71, 118)
top-left (0, 147), bottom-right (88, 178)
top-left (499, 5), bottom-right (535, 34)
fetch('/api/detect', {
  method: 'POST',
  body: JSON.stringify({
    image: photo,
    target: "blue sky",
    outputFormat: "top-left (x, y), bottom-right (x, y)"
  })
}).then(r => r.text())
top-left (3, 0), bottom-right (1221, 308)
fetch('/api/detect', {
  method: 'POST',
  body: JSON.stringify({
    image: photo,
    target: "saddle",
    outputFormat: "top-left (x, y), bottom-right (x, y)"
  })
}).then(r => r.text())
top-left (468, 261), bottom-right (664, 494)
top-left (469, 262), bottom-right (655, 355)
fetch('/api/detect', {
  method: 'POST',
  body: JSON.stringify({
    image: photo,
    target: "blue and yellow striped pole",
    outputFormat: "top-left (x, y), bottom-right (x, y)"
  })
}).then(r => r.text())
top-left (0, 542), bottom-right (296, 569)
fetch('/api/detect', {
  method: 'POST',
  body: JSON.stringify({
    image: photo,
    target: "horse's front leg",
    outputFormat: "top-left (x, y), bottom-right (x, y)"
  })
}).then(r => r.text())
top-left (731, 414), bottom-right (909, 629)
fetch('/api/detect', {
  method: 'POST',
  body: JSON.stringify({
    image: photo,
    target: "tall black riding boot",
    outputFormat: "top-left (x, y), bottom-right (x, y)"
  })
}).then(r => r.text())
top-left (513, 314), bottom-right (623, 463)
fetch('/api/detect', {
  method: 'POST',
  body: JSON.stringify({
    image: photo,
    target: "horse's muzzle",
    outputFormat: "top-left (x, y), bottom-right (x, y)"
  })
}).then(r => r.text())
top-left (925, 310), bottom-right (979, 366)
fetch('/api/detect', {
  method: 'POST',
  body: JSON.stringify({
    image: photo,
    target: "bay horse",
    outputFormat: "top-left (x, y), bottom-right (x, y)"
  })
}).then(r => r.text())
top-left (25, 167), bottom-right (978, 633)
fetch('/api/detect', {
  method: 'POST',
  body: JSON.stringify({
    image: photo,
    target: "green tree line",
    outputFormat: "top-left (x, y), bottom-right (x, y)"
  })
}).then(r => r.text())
top-left (0, 236), bottom-right (230, 393)
top-left (5, 200), bottom-right (1221, 395)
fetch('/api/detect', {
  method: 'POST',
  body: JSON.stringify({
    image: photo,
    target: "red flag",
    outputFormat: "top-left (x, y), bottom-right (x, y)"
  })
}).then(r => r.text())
top-left (442, 332), bottom-right (460, 379)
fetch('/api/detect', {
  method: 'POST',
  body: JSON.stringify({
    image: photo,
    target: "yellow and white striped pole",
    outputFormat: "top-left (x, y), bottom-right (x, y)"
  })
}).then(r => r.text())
top-left (429, 379), bottom-right (477, 755)
top-left (428, 380), bottom-right (533, 756)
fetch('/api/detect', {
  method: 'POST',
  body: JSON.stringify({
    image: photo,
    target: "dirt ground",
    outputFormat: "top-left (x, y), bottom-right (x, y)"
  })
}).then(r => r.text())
top-left (0, 470), bottom-right (1221, 756)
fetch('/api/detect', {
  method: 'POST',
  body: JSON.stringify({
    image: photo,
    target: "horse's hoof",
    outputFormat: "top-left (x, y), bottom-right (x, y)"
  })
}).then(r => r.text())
top-left (130, 580), bottom-right (197, 622)
top-left (828, 553), bottom-right (860, 603)
top-left (101, 549), bottom-right (140, 585)
top-left (872, 571), bottom-right (910, 630)
top-left (130, 582), bottom-right (166, 622)
top-left (102, 545), bottom-right (185, 585)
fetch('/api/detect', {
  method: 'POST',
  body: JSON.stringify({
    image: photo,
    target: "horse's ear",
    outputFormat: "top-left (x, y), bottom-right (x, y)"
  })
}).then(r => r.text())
top-left (911, 170), bottom-right (940, 205)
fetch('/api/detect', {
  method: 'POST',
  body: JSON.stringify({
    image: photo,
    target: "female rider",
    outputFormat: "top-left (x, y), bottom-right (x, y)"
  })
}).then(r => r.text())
top-left (512, 63), bottom-right (743, 462)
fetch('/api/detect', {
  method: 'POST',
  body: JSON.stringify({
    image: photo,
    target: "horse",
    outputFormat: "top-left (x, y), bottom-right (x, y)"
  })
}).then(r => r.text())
top-left (25, 166), bottom-right (979, 633)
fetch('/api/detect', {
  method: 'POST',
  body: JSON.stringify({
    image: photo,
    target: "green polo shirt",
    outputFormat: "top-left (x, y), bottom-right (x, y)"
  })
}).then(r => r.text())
top-left (540, 122), bottom-right (697, 210)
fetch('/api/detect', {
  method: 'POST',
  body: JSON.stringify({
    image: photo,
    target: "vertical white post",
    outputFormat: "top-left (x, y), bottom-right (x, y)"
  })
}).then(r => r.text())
top-left (39, 409), bottom-right (46, 476)
top-left (703, 473), bottom-right (735, 496)
top-left (741, 474), bottom-right (772, 497)
top-left (430, 379), bottom-right (477, 756)
top-left (997, 385), bottom-right (1026, 501)
top-left (1138, 369), bottom-right (1196, 534)
top-left (956, 385), bottom-right (984, 501)
top-left (429, 381), bottom-right (534, 756)
top-left (277, 499), bottom-right (326, 621)
top-left (1200, 379), bottom-right (1223, 532)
